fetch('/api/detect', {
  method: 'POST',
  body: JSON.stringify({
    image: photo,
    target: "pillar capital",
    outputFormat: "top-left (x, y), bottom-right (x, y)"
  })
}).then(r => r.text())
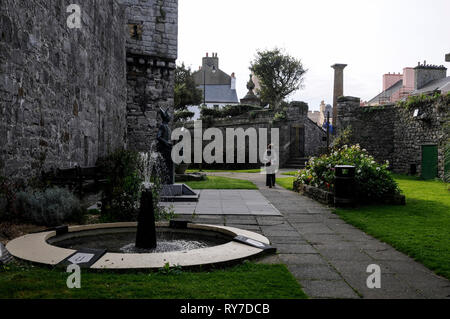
top-left (331, 64), bottom-right (348, 70)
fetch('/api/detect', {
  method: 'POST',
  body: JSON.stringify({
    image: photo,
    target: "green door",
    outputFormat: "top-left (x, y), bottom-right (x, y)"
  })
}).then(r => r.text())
top-left (421, 145), bottom-right (438, 179)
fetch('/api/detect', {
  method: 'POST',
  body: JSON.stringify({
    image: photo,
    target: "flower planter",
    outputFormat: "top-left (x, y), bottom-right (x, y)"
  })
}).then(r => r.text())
top-left (294, 181), bottom-right (405, 207)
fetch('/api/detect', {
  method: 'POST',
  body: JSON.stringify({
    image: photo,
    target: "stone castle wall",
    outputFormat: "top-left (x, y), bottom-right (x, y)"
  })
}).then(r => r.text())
top-left (0, 0), bottom-right (127, 180)
top-left (337, 96), bottom-right (449, 179)
top-left (120, 0), bottom-right (178, 152)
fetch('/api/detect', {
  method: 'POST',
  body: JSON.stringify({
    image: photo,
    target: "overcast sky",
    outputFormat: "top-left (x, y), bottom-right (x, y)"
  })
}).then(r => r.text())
top-left (178, 0), bottom-right (450, 110)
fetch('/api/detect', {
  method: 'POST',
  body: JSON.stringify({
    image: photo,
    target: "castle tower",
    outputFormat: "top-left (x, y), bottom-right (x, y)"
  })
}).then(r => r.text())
top-left (119, 0), bottom-right (178, 152)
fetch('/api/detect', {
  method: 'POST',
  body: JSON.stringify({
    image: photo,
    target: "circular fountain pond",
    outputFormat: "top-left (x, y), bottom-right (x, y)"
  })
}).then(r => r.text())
top-left (6, 222), bottom-right (274, 270)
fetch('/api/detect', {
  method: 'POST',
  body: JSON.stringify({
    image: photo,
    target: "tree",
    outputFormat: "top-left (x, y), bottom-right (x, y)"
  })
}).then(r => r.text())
top-left (174, 63), bottom-right (203, 122)
top-left (250, 48), bottom-right (307, 109)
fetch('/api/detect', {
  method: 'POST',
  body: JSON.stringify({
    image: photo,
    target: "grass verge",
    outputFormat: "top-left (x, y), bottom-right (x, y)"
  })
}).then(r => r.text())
top-left (186, 169), bottom-right (262, 174)
top-left (0, 261), bottom-right (307, 299)
top-left (276, 177), bottom-right (295, 191)
top-left (281, 171), bottom-right (298, 176)
top-left (185, 176), bottom-right (258, 189)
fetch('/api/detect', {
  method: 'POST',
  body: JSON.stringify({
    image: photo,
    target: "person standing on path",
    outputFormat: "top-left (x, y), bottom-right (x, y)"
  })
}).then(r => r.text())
top-left (263, 144), bottom-right (278, 188)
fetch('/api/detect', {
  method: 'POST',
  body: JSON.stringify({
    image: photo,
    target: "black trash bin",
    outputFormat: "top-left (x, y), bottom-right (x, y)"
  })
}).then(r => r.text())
top-left (334, 165), bottom-right (356, 207)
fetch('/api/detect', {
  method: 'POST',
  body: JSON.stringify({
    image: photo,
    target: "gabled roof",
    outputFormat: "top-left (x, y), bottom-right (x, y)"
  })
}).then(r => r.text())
top-left (368, 79), bottom-right (403, 104)
top-left (198, 85), bottom-right (239, 104)
top-left (412, 76), bottom-right (450, 95)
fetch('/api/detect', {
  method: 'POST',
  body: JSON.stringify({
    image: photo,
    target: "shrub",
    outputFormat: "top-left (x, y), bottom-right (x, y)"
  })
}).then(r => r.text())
top-left (296, 144), bottom-right (400, 202)
top-left (97, 149), bottom-right (143, 222)
top-left (15, 187), bottom-right (84, 226)
top-left (445, 140), bottom-right (450, 183)
top-left (273, 111), bottom-right (287, 122)
top-left (174, 110), bottom-right (195, 123)
top-left (200, 104), bottom-right (262, 119)
top-left (332, 126), bottom-right (353, 150)
top-left (0, 176), bottom-right (22, 222)
top-left (0, 194), bottom-right (7, 218)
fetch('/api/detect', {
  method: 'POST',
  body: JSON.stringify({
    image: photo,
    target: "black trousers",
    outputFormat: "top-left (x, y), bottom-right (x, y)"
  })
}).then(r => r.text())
top-left (266, 173), bottom-right (276, 187)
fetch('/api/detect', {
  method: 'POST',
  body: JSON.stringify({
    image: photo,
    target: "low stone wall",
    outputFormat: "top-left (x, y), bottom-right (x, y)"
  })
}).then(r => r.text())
top-left (337, 96), bottom-right (449, 179)
top-left (180, 105), bottom-right (326, 169)
top-left (293, 181), bottom-right (334, 206)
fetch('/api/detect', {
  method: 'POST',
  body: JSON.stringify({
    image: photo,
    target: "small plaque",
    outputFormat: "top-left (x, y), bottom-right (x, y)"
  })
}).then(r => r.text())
top-left (233, 235), bottom-right (276, 253)
top-left (68, 253), bottom-right (95, 265)
top-left (60, 248), bottom-right (107, 268)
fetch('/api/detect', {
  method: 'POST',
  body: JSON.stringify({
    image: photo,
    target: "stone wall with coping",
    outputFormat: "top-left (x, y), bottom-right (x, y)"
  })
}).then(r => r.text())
top-left (180, 106), bottom-right (327, 169)
top-left (337, 96), bottom-right (449, 179)
top-left (0, 0), bottom-right (127, 180)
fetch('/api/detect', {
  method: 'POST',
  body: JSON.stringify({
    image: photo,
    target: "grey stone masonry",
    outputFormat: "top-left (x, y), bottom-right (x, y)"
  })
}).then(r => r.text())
top-left (181, 104), bottom-right (326, 168)
top-left (337, 96), bottom-right (449, 179)
top-left (126, 54), bottom-right (176, 152)
top-left (119, 0), bottom-right (178, 152)
top-left (0, 0), bottom-right (179, 178)
top-left (119, 0), bottom-right (178, 60)
top-left (414, 62), bottom-right (447, 90)
top-left (0, 0), bottom-right (127, 180)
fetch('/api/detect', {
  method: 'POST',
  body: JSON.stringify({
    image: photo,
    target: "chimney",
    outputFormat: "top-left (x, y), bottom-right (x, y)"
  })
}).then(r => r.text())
top-left (402, 67), bottom-right (415, 90)
top-left (331, 63), bottom-right (347, 133)
top-left (446, 53), bottom-right (450, 62)
top-left (231, 72), bottom-right (236, 90)
top-left (383, 72), bottom-right (403, 91)
top-left (206, 52), bottom-right (209, 57)
top-left (414, 61), bottom-right (447, 90)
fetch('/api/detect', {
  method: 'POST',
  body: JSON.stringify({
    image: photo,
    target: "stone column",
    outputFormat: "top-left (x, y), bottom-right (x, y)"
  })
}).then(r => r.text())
top-left (331, 64), bottom-right (347, 134)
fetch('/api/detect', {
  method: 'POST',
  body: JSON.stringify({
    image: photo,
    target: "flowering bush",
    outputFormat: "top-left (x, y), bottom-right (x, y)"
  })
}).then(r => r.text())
top-left (296, 145), bottom-right (400, 201)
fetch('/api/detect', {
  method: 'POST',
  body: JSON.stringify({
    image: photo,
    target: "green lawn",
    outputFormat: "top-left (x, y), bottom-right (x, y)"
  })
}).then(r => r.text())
top-left (276, 177), bottom-right (295, 191)
top-left (185, 176), bottom-right (258, 189)
top-left (281, 171), bottom-right (299, 176)
top-left (335, 175), bottom-right (450, 280)
top-left (0, 261), bottom-right (307, 299)
top-left (187, 169), bottom-right (263, 173)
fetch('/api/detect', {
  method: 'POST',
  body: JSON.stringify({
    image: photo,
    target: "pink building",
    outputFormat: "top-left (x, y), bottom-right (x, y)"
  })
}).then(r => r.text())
top-left (366, 61), bottom-right (449, 106)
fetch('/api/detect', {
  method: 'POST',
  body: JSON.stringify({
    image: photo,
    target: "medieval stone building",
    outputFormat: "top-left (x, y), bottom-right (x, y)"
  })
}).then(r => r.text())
top-left (0, 0), bottom-right (178, 180)
top-left (308, 101), bottom-right (333, 127)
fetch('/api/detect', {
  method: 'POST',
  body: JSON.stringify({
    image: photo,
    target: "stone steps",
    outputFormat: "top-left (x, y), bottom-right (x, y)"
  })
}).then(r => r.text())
top-left (284, 157), bottom-right (309, 169)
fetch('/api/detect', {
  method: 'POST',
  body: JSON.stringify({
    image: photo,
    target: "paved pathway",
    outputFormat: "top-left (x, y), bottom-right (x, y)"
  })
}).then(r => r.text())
top-left (162, 190), bottom-right (281, 216)
top-left (177, 171), bottom-right (450, 299)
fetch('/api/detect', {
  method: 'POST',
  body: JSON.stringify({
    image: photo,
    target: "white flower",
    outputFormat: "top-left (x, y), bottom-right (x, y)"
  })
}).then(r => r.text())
top-left (357, 169), bottom-right (361, 174)
top-left (376, 167), bottom-right (381, 171)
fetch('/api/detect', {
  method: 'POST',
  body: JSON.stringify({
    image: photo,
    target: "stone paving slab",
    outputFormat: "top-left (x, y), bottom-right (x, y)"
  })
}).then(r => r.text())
top-left (162, 190), bottom-right (281, 216)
